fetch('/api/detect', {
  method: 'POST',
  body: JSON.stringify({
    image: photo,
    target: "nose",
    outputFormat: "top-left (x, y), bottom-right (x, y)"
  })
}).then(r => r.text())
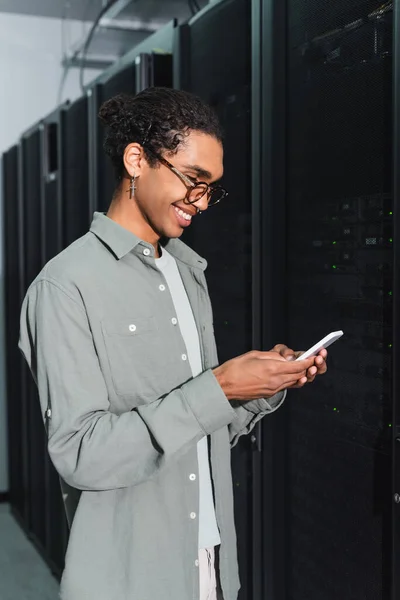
top-left (193, 192), bottom-right (210, 214)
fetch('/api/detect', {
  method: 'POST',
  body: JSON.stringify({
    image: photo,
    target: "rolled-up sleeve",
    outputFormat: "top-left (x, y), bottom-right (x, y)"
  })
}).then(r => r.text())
top-left (228, 390), bottom-right (287, 447)
top-left (19, 279), bottom-right (236, 491)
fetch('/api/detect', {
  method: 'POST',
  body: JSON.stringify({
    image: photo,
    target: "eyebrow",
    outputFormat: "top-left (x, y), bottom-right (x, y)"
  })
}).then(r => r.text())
top-left (182, 164), bottom-right (213, 181)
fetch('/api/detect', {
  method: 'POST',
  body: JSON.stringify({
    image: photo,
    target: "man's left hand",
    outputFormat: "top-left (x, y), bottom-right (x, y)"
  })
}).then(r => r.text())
top-left (271, 344), bottom-right (328, 388)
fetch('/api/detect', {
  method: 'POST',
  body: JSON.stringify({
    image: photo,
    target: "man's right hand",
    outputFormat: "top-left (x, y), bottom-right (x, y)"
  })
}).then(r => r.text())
top-left (212, 350), bottom-right (316, 401)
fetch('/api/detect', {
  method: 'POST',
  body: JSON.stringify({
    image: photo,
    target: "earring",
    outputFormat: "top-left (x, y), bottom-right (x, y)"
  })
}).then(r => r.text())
top-left (127, 174), bottom-right (137, 199)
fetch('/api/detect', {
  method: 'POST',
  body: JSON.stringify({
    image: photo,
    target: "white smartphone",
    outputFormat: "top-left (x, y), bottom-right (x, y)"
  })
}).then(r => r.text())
top-left (295, 330), bottom-right (344, 361)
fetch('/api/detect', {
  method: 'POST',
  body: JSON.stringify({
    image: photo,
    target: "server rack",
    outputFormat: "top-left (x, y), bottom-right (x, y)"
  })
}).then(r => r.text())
top-left (179, 1), bottom-right (255, 597)
top-left (19, 123), bottom-right (46, 554)
top-left (88, 65), bottom-right (137, 216)
top-left (255, 1), bottom-right (399, 599)
top-left (61, 95), bottom-right (91, 247)
top-left (41, 107), bottom-right (69, 575)
top-left (5, 109), bottom-right (68, 576)
top-left (87, 21), bottom-right (176, 216)
top-left (2, 145), bottom-right (25, 522)
top-left (135, 52), bottom-right (173, 92)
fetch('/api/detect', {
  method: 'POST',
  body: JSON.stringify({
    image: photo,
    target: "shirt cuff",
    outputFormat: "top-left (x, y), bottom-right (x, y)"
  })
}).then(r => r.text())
top-left (182, 369), bottom-right (236, 435)
top-left (241, 389), bottom-right (287, 414)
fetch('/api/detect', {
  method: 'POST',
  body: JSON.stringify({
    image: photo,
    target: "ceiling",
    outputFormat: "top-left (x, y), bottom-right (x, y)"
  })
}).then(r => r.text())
top-left (0, 0), bottom-right (208, 23)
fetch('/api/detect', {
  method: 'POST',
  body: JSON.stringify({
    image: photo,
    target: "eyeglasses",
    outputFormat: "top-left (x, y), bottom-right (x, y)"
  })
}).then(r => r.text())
top-left (156, 154), bottom-right (228, 207)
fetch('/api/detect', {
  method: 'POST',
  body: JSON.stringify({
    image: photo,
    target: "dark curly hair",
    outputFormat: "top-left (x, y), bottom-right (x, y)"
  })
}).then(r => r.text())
top-left (98, 87), bottom-right (223, 181)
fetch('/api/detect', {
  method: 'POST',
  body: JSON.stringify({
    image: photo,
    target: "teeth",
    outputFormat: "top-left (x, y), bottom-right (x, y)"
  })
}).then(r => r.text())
top-left (174, 206), bottom-right (192, 221)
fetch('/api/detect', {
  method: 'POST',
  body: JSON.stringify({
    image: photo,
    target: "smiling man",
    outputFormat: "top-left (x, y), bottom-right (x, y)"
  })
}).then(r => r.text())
top-left (19, 87), bottom-right (327, 600)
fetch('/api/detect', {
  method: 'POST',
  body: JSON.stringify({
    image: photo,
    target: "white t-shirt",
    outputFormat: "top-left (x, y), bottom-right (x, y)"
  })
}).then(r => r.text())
top-left (155, 247), bottom-right (221, 550)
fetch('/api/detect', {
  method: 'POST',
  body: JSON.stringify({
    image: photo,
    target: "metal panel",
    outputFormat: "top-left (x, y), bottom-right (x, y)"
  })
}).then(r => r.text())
top-left (282, 2), bottom-right (394, 599)
top-left (392, 2), bottom-right (400, 597)
top-left (2, 146), bottom-right (25, 521)
top-left (62, 96), bottom-right (91, 246)
top-left (135, 53), bottom-right (173, 92)
top-left (88, 65), bottom-right (136, 214)
top-left (252, 0), bottom-right (287, 597)
top-left (21, 127), bottom-right (46, 551)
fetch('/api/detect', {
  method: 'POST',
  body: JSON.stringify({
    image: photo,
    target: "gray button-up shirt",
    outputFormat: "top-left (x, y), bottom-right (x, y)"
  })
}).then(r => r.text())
top-left (19, 212), bottom-right (286, 600)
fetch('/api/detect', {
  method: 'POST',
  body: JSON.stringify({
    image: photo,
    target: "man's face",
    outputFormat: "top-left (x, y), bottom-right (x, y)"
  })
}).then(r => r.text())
top-left (132, 131), bottom-right (224, 240)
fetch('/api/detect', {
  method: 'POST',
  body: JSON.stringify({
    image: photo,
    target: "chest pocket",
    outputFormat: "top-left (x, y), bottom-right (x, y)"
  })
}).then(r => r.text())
top-left (101, 316), bottom-right (180, 401)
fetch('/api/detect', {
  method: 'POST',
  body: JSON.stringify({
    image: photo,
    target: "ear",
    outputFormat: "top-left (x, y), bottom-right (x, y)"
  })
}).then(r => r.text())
top-left (123, 143), bottom-right (146, 177)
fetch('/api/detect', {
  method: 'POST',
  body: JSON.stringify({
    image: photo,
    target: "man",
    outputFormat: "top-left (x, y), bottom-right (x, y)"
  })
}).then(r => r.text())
top-left (19, 87), bottom-right (327, 600)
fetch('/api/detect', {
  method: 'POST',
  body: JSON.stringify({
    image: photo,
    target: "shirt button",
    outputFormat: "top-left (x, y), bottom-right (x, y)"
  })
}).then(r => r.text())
top-left (129, 324), bottom-right (137, 333)
top-left (182, 354), bottom-right (187, 361)
top-left (190, 512), bottom-right (196, 519)
top-left (195, 559), bottom-right (199, 567)
top-left (159, 284), bottom-right (166, 291)
top-left (189, 474), bottom-right (196, 481)
top-left (143, 248), bottom-right (151, 256)
top-left (171, 317), bottom-right (178, 325)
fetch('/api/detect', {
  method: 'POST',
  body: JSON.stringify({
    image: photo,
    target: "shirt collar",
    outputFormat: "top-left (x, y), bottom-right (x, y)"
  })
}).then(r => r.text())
top-left (89, 212), bottom-right (208, 271)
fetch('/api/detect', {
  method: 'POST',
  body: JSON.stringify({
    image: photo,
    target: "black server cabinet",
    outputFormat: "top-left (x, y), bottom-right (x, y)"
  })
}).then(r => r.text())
top-left (135, 53), bottom-right (173, 92)
top-left (41, 108), bottom-right (69, 575)
top-left (15, 112), bottom-right (68, 575)
top-left (42, 109), bottom-right (64, 264)
top-left (180, 1), bottom-right (254, 598)
top-left (2, 145), bottom-right (25, 521)
top-left (255, 1), bottom-right (398, 599)
top-left (88, 54), bottom-right (173, 216)
top-left (20, 126), bottom-right (46, 550)
top-left (88, 65), bottom-right (136, 215)
top-left (61, 95), bottom-right (91, 246)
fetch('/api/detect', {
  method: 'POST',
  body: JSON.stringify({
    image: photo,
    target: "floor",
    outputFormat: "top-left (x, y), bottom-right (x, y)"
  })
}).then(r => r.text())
top-left (0, 504), bottom-right (60, 600)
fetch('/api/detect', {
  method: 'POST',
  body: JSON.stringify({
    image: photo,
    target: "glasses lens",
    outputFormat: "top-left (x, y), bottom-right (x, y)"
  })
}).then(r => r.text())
top-left (187, 183), bottom-right (208, 204)
top-left (208, 188), bottom-right (225, 206)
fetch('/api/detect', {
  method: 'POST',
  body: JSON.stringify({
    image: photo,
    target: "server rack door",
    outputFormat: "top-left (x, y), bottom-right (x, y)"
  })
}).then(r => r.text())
top-left (392, 1), bottom-right (400, 595)
top-left (21, 128), bottom-right (47, 549)
top-left (62, 96), bottom-right (90, 247)
top-left (2, 146), bottom-right (25, 520)
top-left (282, 2), bottom-right (393, 599)
top-left (89, 66), bottom-right (136, 215)
top-left (182, 1), bottom-right (253, 597)
top-left (135, 53), bottom-right (173, 92)
top-left (42, 111), bottom-right (69, 575)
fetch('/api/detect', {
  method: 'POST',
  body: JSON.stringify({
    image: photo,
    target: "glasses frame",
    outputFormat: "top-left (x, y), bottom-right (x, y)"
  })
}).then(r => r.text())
top-left (155, 154), bottom-right (228, 207)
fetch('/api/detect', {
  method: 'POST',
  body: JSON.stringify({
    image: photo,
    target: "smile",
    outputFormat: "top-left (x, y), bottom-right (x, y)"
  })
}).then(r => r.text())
top-left (173, 206), bottom-right (192, 221)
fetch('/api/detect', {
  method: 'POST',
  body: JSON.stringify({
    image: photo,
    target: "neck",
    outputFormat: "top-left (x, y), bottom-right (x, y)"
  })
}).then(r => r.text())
top-left (107, 193), bottom-right (161, 257)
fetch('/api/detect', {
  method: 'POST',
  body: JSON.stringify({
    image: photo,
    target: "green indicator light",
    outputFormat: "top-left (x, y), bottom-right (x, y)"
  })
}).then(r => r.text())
top-left (333, 408), bottom-right (337, 411)
top-left (389, 211), bottom-right (393, 215)
top-left (388, 344), bottom-right (393, 348)
top-left (389, 238), bottom-right (393, 243)
top-left (332, 265), bottom-right (337, 269)
top-left (332, 241), bottom-right (337, 245)
top-left (389, 291), bottom-right (393, 296)
top-left (389, 424), bottom-right (392, 428)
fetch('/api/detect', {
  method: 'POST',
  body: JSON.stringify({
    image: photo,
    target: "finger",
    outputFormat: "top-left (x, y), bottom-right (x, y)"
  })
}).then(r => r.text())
top-left (285, 357), bottom-right (315, 373)
top-left (318, 349), bottom-right (328, 359)
top-left (314, 356), bottom-right (327, 374)
top-left (307, 366), bottom-right (318, 377)
top-left (289, 376), bottom-right (308, 388)
top-left (284, 372), bottom-right (309, 388)
top-left (255, 351), bottom-right (288, 362)
top-left (272, 344), bottom-right (296, 361)
top-left (282, 349), bottom-right (296, 361)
